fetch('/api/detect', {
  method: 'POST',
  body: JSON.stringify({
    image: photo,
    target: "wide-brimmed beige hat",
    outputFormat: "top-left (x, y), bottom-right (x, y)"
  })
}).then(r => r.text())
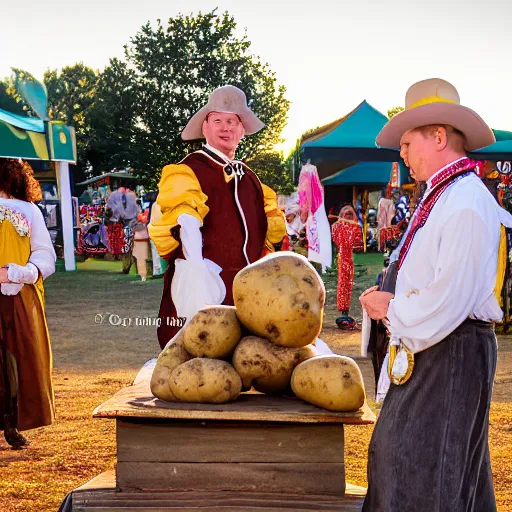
top-left (181, 85), bottom-right (265, 141)
top-left (376, 78), bottom-right (495, 151)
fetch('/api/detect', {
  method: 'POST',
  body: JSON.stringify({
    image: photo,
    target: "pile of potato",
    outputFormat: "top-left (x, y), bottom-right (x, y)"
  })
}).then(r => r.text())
top-left (150, 252), bottom-right (366, 412)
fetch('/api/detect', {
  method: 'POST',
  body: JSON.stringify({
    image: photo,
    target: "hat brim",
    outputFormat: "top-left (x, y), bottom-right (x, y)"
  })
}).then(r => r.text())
top-left (181, 105), bottom-right (265, 141)
top-left (376, 103), bottom-right (495, 151)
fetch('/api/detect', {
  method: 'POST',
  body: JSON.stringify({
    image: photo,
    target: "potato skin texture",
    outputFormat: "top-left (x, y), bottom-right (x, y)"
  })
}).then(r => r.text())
top-left (233, 253), bottom-right (325, 348)
top-left (291, 355), bottom-right (366, 412)
top-left (183, 306), bottom-right (242, 358)
top-left (169, 358), bottom-right (242, 404)
top-left (150, 330), bottom-right (192, 401)
top-left (233, 335), bottom-right (318, 394)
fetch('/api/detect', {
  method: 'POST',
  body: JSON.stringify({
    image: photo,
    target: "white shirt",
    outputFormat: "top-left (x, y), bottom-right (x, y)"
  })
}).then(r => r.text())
top-left (203, 143), bottom-right (232, 163)
top-left (386, 165), bottom-right (512, 354)
top-left (0, 197), bottom-right (56, 279)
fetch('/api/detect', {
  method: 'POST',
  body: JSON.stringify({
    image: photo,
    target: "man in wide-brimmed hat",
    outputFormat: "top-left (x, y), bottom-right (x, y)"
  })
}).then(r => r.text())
top-left (359, 78), bottom-right (511, 511)
top-left (149, 85), bottom-right (286, 348)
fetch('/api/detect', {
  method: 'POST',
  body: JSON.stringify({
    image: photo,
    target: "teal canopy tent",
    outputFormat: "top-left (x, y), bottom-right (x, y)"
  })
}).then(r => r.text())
top-left (470, 130), bottom-right (512, 161)
top-left (0, 71), bottom-right (77, 270)
top-left (321, 161), bottom-right (409, 186)
top-left (301, 101), bottom-right (400, 166)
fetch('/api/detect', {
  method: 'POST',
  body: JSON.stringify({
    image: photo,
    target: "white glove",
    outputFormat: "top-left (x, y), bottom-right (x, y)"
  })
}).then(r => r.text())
top-left (7, 263), bottom-right (39, 285)
top-left (1, 283), bottom-right (24, 296)
top-left (177, 214), bottom-right (203, 263)
top-left (172, 214), bottom-right (226, 321)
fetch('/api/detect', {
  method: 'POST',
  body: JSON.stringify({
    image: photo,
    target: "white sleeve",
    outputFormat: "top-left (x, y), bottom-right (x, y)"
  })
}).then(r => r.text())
top-left (387, 209), bottom-right (491, 353)
top-left (177, 213), bottom-right (203, 263)
top-left (28, 204), bottom-right (56, 280)
top-left (172, 214), bottom-right (226, 321)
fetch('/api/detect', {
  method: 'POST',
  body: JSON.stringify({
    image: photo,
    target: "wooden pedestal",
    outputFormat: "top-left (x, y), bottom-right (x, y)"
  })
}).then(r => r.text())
top-left (70, 373), bottom-right (375, 511)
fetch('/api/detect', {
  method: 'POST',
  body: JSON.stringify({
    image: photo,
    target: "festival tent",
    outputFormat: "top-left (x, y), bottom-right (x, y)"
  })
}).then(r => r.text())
top-left (321, 160), bottom-right (409, 187)
top-left (0, 76), bottom-right (77, 271)
top-left (76, 172), bottom-right (137, 187)
top-left (300, 100), bottom-right (401, 182)
top-left (470, 129), bottom-right (512, 161)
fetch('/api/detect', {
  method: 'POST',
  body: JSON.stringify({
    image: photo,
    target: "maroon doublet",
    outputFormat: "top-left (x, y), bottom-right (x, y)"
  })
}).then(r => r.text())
top-left (157, 152), bottom-right (268, 348)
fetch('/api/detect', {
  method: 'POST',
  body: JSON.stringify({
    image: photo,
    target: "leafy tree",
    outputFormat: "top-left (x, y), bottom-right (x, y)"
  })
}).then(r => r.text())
top-left (246, 151), bottom-right (295, 195)
top-left (44, 63), bottom-right (98, 124)
top-left (388, 106), bottom-right (404, 119)
top-left (0, 76), bottom-right (33, 116)
top-left (43, 63), bottom-right (99, 183)
top-left (285, 124), bottom-right (326, 186)
top-left (123, 10), bottom-right (290, 187)
top-left (86, 58), bottom-right (139, 175)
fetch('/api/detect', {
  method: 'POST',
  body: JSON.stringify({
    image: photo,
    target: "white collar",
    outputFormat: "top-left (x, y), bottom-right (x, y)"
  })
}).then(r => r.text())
top-left (425, 157), bottom-right (466, 191)
top-left (203, 143), bottom-right (233, 164)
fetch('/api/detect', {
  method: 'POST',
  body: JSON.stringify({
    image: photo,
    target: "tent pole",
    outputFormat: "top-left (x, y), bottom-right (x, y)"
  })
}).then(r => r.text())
top-left (57, 161), bottom-right (76, 271)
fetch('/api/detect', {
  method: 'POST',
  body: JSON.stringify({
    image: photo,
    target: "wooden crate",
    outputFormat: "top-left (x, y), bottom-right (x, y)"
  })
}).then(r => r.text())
top-left (68, 372), bottom-right (375, 510)
top-left (116, 419), bottom-right (345, 494)
top-left (72, 471), bottom-right (367, 511)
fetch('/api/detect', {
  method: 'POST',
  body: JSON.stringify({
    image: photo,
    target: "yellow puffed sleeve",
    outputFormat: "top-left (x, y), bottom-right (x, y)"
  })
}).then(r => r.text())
top-left (261, 183), bottom-right (286, 248)
top-left (148, 163), bottom-right (209, 257)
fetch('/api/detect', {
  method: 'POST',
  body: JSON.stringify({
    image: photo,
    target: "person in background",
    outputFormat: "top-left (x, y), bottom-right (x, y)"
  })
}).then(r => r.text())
top-left (145, 191), bottom-right (163, 278)
top-left (0, 159), bottom-right (56, 449)
top-left (107, 185), bottom-right (139, 274)
top-left (132, 209), bottom-right (150, 282)
top-left (331, 204), bottom-right (363, 329)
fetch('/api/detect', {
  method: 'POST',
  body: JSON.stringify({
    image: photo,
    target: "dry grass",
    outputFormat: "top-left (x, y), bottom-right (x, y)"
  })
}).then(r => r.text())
top-left (0, 257), bottom-right (510, 511)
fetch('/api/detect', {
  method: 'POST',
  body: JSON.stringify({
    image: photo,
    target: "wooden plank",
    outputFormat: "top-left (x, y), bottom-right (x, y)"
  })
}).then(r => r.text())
top-left (73, 470), bottom-right (115, 492)
top-left (117, 420), bottom-right (344, 463)
top-left (72, 472), bottom-right (365, 511)
top-left (116, 462), bottom-right (345, 495)
top-left (93, 378), bottom-right (375, 425)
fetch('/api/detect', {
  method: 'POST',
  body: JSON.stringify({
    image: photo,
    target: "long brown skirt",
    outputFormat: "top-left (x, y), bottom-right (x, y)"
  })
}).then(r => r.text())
top-left (363, 320), bottom-right (497, 512)
top-left (0, 282), bottom-right (55, 431)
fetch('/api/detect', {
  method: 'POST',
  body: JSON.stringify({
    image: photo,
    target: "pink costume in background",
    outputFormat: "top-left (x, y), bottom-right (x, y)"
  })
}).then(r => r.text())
top-left (298, 164), bottom-right (332, 271)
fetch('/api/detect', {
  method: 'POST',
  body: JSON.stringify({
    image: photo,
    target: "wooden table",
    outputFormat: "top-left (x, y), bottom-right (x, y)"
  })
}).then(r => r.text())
top-left (70, 372), bottom-right (375, 511)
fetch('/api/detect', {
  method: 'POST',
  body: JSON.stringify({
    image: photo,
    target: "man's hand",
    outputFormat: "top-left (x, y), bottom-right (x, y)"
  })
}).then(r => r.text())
top-left (0, 268), bottom-right (8, 283)
top-left (360, 290), bottom-right (394, 320)
top-left (360, 285), bottom-right (379, 298)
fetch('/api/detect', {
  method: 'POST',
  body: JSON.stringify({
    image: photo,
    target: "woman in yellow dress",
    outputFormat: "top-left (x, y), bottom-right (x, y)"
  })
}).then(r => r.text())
top-left (0, 159), bottom-right (56, 449)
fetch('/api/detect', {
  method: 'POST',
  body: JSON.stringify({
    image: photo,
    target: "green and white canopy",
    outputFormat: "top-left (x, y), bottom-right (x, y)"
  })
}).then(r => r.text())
top-left (0, 108), bottom-right (76, 162)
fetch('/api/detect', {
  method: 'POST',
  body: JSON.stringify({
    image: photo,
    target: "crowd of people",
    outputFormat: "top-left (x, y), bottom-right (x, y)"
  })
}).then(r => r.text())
top-left (76, 184), bottom-right (163, 281)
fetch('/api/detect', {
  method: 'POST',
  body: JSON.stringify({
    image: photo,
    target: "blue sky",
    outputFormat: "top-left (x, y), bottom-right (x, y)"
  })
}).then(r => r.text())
top-left (1, 0), bottom-right (511, 153)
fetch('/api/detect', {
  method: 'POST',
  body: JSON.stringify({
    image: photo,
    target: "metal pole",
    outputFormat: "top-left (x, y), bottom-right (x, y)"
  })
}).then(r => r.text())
top-left (57, 161), bottom-right (76, 271)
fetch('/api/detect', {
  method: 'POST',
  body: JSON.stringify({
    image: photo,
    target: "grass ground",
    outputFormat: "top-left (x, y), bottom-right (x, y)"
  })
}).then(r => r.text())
top-left (0, 255), bottom-right (510, 511)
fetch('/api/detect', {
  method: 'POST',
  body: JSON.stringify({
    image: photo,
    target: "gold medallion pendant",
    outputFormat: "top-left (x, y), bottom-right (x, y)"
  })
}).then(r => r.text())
top-left (388, 342), bottom-right (415, 385)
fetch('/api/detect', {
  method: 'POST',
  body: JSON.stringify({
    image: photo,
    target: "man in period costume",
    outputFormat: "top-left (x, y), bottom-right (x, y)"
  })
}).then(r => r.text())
top-left (149, 85), bottom-right (286, 348)
top-left (360, 78), bottom-right (510, 511)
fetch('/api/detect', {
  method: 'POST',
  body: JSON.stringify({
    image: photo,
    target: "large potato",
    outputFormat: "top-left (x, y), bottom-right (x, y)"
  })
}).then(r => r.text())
top-left (233, 253), bottom-right (325, 347)
top-left (150, 330), bottom-right (192, 401)
top-left (183, 306), bottom-right (242, 358)
top-left (291, 355), bottom-right (365, 412)
top-left (169, 358), bottom-right (242, 403)
top-left (233, 336), bottom-right (318, 394)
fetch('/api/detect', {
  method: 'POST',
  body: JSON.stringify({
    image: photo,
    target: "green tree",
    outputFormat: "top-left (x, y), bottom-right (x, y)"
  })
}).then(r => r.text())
top-left (285, 124), bottom-right (325, 186)
top-left (246, 151), bottom-right (295, 195)
top-left (0, 76), bottom-right (33, 116)
top-left (387, 105), bottom-right (404, 119)
top-left (86, 58), bottom-right (139, 175)
top-left (44, 63), bottom-right (99, 183)
top-left (124, 10), bottom-right (290, 187)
